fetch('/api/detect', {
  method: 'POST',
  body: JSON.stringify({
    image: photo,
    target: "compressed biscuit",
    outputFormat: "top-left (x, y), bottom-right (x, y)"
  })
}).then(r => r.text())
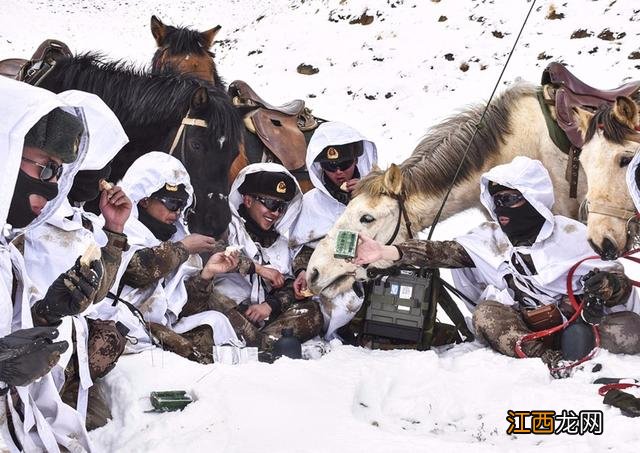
top-left (224, 245), bottom-right (241, 257)
top-left (300, 288), bottom-right (314, 297)
top-left (339, 182), bottom-right (348, 192)
top-left (98, 179), bottom-right (113, 191)
top-left (79, 243), bottom-right (101, 267)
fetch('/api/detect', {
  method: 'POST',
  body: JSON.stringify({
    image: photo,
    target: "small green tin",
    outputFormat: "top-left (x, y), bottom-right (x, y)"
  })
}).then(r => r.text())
top-left (334, 230), bottom-right (358, 259)
top-left (150, 390), bottom-right (193, 412)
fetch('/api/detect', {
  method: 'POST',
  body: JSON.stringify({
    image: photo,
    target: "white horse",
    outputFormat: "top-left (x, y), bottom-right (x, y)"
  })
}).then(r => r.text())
top-left (305, 82), bottom-right (635, 299)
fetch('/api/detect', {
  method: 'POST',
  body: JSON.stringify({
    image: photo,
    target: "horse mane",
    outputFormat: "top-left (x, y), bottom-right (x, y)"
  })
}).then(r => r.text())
top-left (44, 53), bottom-right (240, 148)
top-left (358, 82), bottom-right (537, 197)
top-left (585, 104), bottom-right (636, 145)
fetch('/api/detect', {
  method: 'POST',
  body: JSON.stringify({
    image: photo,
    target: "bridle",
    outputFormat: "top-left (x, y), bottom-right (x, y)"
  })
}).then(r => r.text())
top-left (384, 192), bottom-right (414, 245)
top-left (167, 110), bottom-right (228, 222)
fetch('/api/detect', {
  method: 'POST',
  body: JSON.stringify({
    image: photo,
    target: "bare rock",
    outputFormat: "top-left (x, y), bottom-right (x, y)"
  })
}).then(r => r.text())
top-left (570, 29), bottom-right (593, 39)
top-left (444, 53), bottom-right (454, 61)
top-left (438, 15), bottom-right (447, 22)
top-left (629, 51), bottom-right (640, 60)
top-left (546, 5), bottom-right (565, 20)
top-left (297, 64), bottom-right (319, 75)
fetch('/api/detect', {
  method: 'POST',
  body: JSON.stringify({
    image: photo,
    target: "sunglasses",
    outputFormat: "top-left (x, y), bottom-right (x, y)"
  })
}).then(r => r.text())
top-left (153, 196), bottom-right (188, 212)
top-left (21, 157), bottom-right (63, 182)
top-left (493, 192), bottom-right (525, 208)
top-left (320, 159), bottom-right (355, 172)
top-left (253, 195), bottom-right (289, 214)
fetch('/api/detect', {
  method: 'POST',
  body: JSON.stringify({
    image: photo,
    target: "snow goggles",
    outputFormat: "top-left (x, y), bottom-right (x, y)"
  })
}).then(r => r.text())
top-left (320, 159), bottom-right (355, 172)
top-left (492, 192), bottom-right (525, 208)
top-left (153, 196), bottom-right (188, 212)
top-left (21, 157), bottom-right (64, 182)
top-left (254, 195), bottom-right (289, 214)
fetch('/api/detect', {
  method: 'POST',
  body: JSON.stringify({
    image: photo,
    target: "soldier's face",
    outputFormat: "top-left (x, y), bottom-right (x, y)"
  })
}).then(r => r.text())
top-left (140, 198), bottom-right (180, 224)
top-left (322, 159), bottom-right (357, 186)
top-left (242, 194), bottom-right (283, 231)
top-left (20, 146), bottom-right (63, 216)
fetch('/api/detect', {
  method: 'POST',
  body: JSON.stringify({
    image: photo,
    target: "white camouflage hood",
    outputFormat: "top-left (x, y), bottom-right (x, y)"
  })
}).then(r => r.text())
top-left (626, 150), bottom-right (640, 212)
top-left (479, 156), bottom-right (555, 244)
top-left (119, 151), bottom-right (194, 246)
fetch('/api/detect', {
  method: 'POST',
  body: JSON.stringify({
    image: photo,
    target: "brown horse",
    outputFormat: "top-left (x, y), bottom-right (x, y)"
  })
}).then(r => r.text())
top-left (149, 15), bottom-right (318, 193)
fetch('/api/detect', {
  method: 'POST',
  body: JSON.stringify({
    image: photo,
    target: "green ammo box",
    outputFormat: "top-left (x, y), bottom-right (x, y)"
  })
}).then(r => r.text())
top-left (150, 390), bottom-right (193, 412)
top-left (363, 268), bottom-right (435, 343)
top-left (334, 230), bottom-right (358, 259)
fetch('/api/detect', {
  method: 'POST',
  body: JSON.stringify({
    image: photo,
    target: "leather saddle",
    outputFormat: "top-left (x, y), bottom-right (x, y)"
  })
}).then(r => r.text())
top-left (540, 62), bottom-right (640, 198)
top-left (541, 62), bottom-right (640, 149)
top-left (228, 80), bottom-right (320, 171)
top-left (0, 39), bottom-right (71, 85)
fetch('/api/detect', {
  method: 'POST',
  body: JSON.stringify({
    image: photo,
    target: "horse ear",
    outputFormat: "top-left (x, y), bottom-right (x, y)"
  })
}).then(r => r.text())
top-left (574, 107), bottom-right (593, 139)
top-left (201, 25), bottom-right (222, 49)
top-left (151, 15), bottom-right (166, 46)
top-left (382, 164), bottom-right (403, 196)
top-left (191, 87), bottom-right (210, 110)
top-left (613, 96), bottom-right (640, 130)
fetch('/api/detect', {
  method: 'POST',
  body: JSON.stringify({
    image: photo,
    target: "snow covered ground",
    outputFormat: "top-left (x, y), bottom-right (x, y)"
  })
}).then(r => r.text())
top-left (2, 0), bottom-right (640, 451)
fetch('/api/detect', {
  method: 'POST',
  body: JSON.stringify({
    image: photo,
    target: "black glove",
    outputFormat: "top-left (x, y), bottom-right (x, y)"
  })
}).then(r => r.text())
top-left (582, 269), bottom-right (622, 301)
top-left (0, 327), bottom-right (69, 389)
top-left (33, 257), bottom-right (103, 325)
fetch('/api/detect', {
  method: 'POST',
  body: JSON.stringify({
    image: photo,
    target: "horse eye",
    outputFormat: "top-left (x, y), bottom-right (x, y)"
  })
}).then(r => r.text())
top-left (190, 140), bottom-right (202, 152)
top-left (360, 214), bottom-right (375, 224)
top-left (619, 155), bottom-right (633, 168)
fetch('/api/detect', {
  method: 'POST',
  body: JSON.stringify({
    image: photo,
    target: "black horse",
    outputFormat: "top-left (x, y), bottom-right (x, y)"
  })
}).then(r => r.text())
top-left (38, 53), bottom-right (243, 237)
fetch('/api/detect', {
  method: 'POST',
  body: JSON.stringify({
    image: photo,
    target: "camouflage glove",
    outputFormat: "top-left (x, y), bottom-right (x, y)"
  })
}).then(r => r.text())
top-left (582, 269), bottom-right (622, 301)
top-left (0, 327), bottom-right (69, 389)
top-left (32, 257), bottom-right (103, 325)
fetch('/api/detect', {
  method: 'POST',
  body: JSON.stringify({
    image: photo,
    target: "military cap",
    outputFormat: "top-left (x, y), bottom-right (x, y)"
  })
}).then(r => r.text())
top-left (151, 183), bottom-right (189, 200)
top-left (23, 108), bottom-right (84, 163)
top-left (238, 171), bottom-right (296, 201)
top-left (314, 141), bottom-right (364, 163)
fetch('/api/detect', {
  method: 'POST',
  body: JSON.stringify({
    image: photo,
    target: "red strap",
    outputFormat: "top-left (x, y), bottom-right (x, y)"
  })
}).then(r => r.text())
top-left (598, 382), bottom-right (640, 396)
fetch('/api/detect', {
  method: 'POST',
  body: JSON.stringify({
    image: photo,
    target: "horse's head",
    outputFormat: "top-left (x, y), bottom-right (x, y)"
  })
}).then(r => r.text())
top-left (172, 85), bottom-right (241, 238)
top-left (579, 96), bottom-right (640, 259)
top-left (307, 164), bottom-right (415, 298)
top-left (151, 15), bottom-right (221, 85)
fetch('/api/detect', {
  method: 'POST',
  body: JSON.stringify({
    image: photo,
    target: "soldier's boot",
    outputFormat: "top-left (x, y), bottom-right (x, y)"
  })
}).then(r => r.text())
top-left (87, 319), bottom-right (127, 380)
top-left (147, 322), bottom-right (196, 359)
top-left (261, 301), bottom-right (323, 351)
top-left (603, 389), bottom-right (640, 417)
top-left (181, 325), bottom-right (214, 364)
top-left (225, 309), bottom-right (263, 347)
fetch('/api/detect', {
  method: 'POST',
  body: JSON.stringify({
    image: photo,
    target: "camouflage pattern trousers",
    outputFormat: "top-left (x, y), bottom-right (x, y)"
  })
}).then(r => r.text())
top-left (472, 300), bottom-right (640, 357)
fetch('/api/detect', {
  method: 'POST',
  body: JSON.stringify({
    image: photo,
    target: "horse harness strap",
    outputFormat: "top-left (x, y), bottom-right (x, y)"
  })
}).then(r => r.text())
top-left (168, 114), bottom-right (208, 155)
top-left (385, 193), bottom-right (413, 245)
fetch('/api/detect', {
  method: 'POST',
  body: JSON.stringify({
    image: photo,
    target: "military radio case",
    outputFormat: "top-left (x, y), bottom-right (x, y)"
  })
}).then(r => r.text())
top-left (150, 390), bottom-right (193, 412)
top-left (363, 268), bottom-right (436, 344)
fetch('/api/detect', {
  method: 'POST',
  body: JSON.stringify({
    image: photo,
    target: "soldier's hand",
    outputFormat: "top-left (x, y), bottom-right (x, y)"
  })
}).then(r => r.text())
top-left (100, 184), bottom-right (132, 234)
top-left (256, 265), bottom-right (285, 288)
top-left (33, 257), bottom-right (102, 325)
top-left (180, 233), bottom-right (216, 255)
top-left (245, 303), bottom-right (272, 323)
top-left (293, 271), bottom-right (308, 300)
top-left (582, 269), bottom-right (621, 301)
top-left (201, 252), bottom-right (239, 280)
top-left (0, 327), bottom-right (68, 388)
top-left (345, 178), bottom-right (360, 193)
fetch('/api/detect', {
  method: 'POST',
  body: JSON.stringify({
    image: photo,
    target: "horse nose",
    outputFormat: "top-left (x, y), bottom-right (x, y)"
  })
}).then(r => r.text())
top-left (309, 267), bottom-right (320, 285)
top-left (589, 237), bottom-right (619, 261)
top-left (600, 237), bottom-right (619, 261)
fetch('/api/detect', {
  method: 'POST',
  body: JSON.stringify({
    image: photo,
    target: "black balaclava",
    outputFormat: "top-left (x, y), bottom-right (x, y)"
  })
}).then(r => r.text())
top-left (68, 165), bottom-right (111, 204)
top-left (494, 200), bottom-right (546, 245)
top-left (7, 170), bottom-right (59, 228)
top-left (137, 207), bottom-right (177, 241)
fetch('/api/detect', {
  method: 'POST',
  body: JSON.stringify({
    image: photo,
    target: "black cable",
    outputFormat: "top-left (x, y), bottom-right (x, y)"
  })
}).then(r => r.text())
top-left (427, 0), bottom-right (538, 240)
